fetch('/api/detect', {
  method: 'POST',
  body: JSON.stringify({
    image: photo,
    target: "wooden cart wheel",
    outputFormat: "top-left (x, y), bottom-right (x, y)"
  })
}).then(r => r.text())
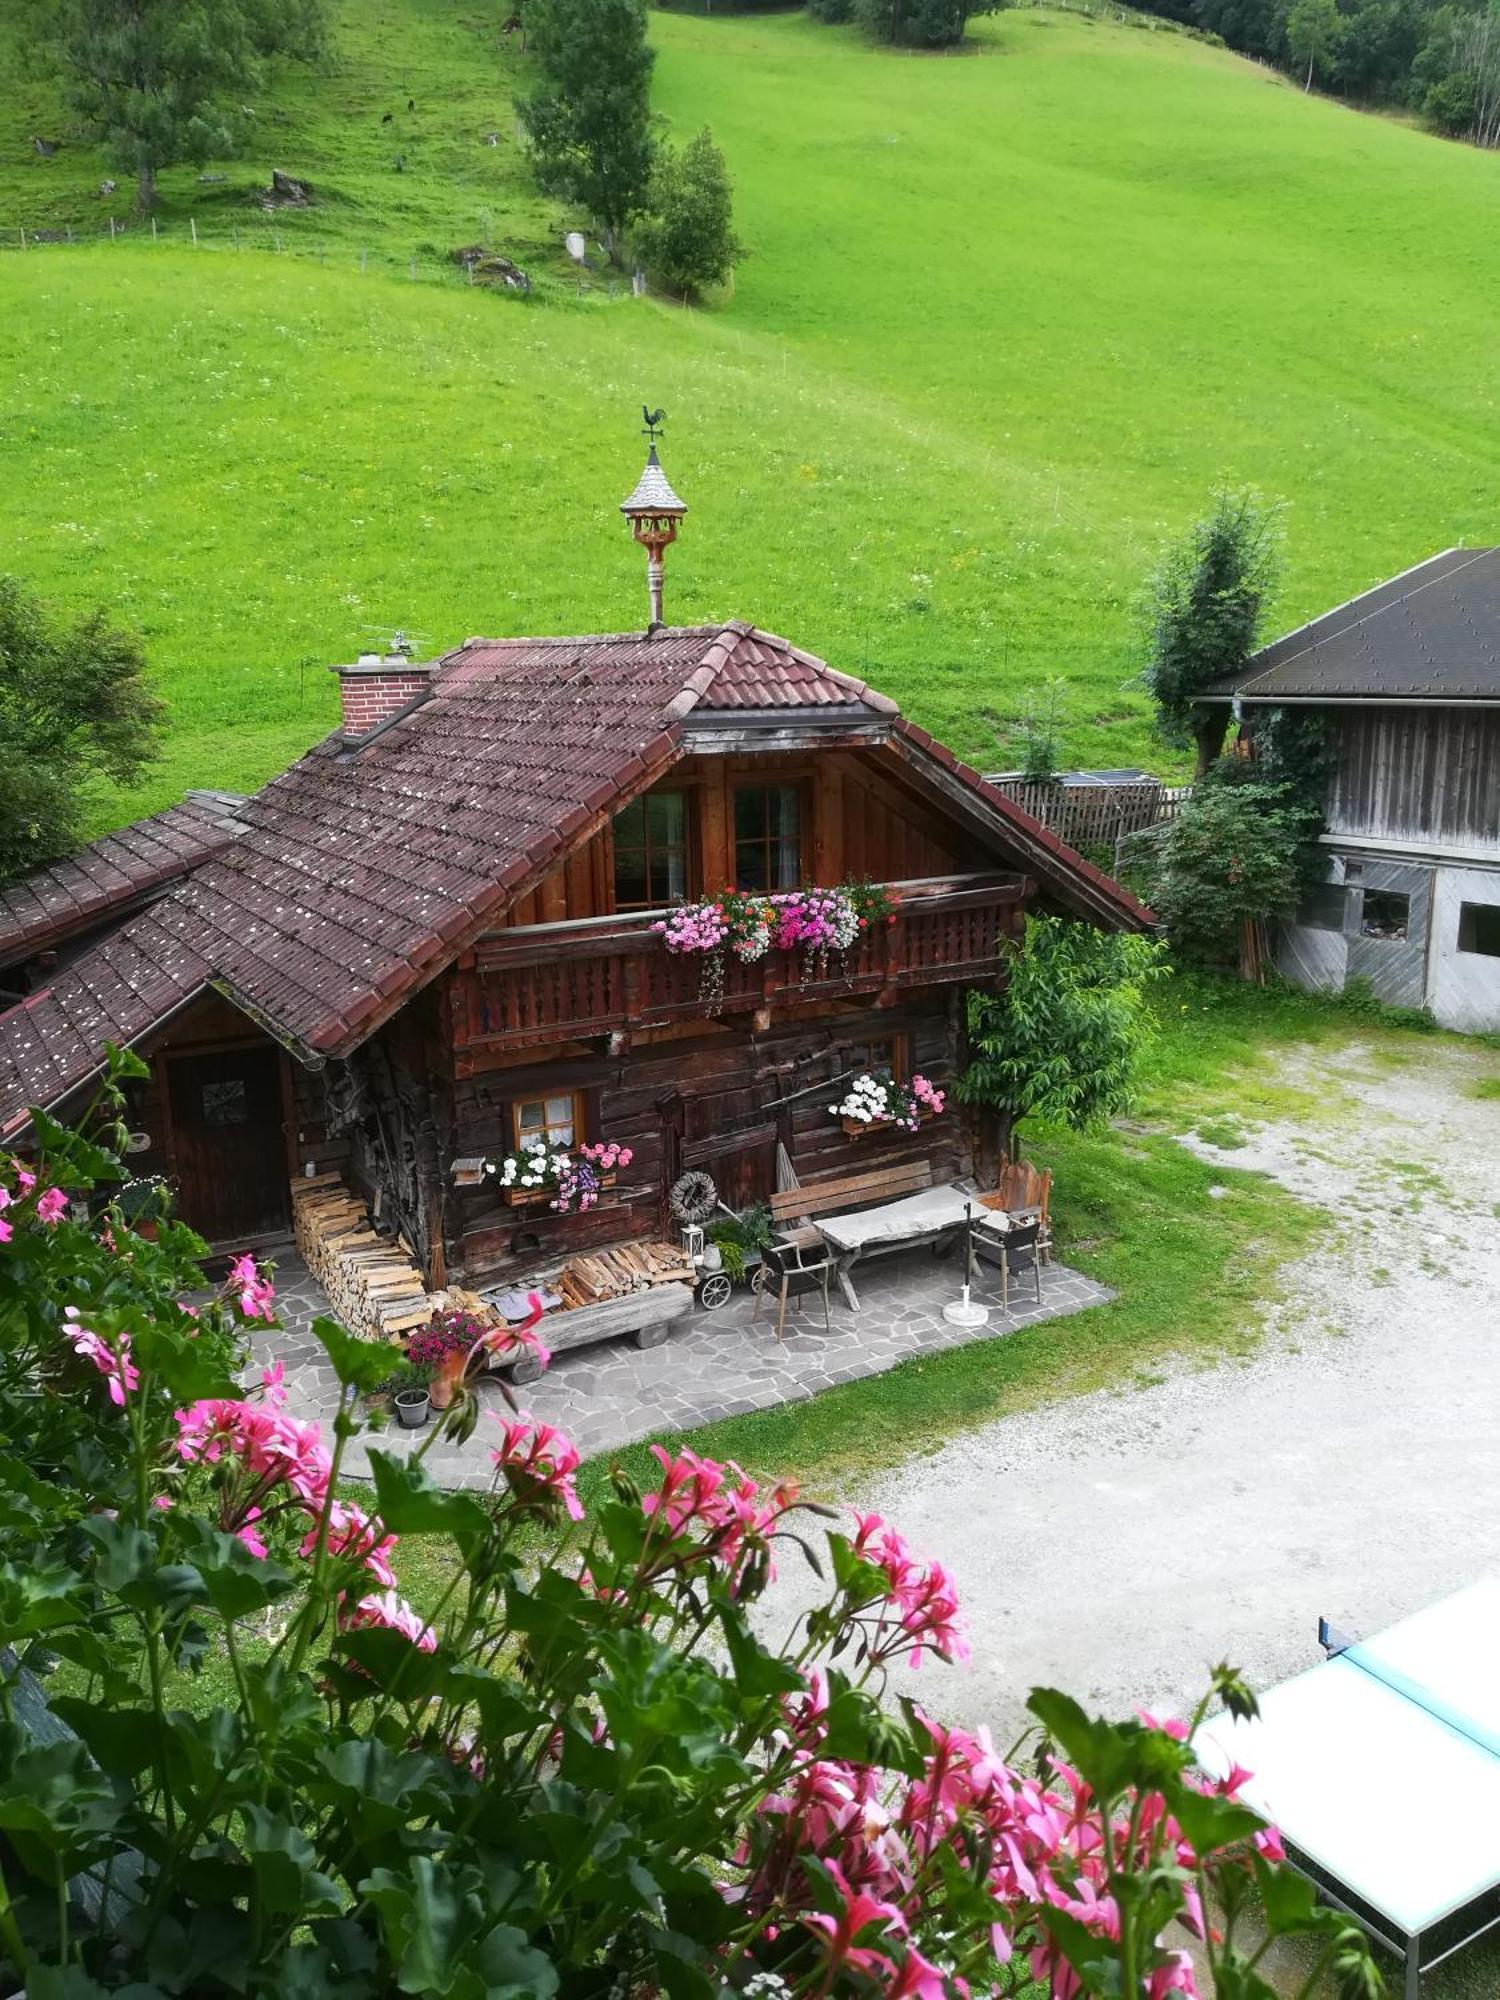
top-left (749, 1264), bottom-right (769, 1296)
top-left (697, 1271), bottom-right (734, 1312)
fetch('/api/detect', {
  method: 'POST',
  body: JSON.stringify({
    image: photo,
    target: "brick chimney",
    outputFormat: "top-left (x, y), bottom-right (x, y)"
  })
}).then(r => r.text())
top-left (332, 651), bottom-right (434, 742)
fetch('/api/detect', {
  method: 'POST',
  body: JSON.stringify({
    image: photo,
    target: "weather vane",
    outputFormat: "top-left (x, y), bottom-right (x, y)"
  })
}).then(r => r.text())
top-left (641, 405), bottom-right (667, 445)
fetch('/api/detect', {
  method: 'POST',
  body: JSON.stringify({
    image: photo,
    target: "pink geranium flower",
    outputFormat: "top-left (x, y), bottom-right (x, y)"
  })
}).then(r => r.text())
top-left (851, 1512), bottom-right (969, 1668)
top-left (489, 1411), bottom-right (585, 1521)
top-left (227, 1253), bottom-right (276, 1322)
top-left (339, 1589), bottom-right (436, 1652)
top-left (62, 1307), bottom-right (138, 1407)
top-left (35, 1186), bottom-right (69, 1225)
top-left (305, 1500), bottom-right (400, 1587)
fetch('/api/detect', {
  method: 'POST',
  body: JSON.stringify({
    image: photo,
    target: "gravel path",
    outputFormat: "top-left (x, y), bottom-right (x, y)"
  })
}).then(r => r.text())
top-left (765, 1034), bottom-right (1500, 1747)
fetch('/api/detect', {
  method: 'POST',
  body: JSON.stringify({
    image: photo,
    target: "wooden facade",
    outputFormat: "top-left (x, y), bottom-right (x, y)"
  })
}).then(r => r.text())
top-left (1324, 709), bottom-right (1500, 857)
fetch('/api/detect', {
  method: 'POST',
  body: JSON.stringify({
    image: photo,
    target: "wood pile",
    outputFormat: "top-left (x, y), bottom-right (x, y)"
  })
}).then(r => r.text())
top-left (291, 1174), bottom-right (431, 1340)
top-left (556, 1240), bottom-right (693, 1310)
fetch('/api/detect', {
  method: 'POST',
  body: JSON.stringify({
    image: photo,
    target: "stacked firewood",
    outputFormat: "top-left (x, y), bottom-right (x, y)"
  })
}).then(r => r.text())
top-left (290, 1174), bottom-right (431, 1340)
top-left (556, 1240), bottom-right (694, 1309)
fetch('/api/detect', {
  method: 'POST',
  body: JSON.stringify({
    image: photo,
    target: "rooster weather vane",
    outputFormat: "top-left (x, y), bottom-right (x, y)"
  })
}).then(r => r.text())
top-left (641, 405), bottom-right (667, 445)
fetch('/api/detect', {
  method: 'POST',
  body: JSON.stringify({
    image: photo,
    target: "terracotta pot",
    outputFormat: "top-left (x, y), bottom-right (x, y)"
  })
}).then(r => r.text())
top-left (428, 1353), bottom-right (465, 1410)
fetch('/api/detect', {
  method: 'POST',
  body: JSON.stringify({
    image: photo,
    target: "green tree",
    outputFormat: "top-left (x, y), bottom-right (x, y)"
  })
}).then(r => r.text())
top-left (959, 915), bottom-right (1168, 1176)
top-left (22, 0), bottom-right (327, 212)
top-left (633, 128), bottom-right (743, 299)
top-left (1140, 490), bottom-right (1280, 780)
top-left (0, 576), bottom-right (163, 886)
top-left (851, 0), bottom-right (1002, 50)
top-left (1143, 774), bottom-right (1312, 977)
top-left (1286, 0), bottom-right (1344, 86)
top-left (522, 0), bottom-right (655, 260)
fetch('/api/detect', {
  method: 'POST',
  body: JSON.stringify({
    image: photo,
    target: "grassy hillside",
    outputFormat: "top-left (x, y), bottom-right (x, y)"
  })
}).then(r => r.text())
top-left (3, 1), bottom-right (1500, 827)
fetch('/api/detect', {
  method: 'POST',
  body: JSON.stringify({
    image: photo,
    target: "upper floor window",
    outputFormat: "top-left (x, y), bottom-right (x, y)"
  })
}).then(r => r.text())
top-left (734, 784), bottom-right (802, 891)
top-left (613, 792), bottom-right (689, 911)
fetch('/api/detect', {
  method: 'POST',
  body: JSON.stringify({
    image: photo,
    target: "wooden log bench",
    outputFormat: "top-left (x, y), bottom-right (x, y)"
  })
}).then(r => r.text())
top-left (769, 1159), bottom-right (978, 1311)
top-left (481, 1280), bottom-right (696, 1384)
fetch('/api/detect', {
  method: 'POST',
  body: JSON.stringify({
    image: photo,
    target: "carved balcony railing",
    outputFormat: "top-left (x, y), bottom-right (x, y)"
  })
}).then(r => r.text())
top-left (450, 873), bottom-right (1026, 1064)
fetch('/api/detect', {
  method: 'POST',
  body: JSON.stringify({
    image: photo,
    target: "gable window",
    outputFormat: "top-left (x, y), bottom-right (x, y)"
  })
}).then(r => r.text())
top-left (511, 1092), bottom-right (583, 1156)
top-left (613, 792), bottom-right (689, 911)
top-left (1458, 902), bottom-right (1500, 958)
top-left (734, 784), bottom-right (802, 892)
top-left (1360, 891), bottom-right (1409, 942)
top-left (1296, 885), bottom-right (1348, 933)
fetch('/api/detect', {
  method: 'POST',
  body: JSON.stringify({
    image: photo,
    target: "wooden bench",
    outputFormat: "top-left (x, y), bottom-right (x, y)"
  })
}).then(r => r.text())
top-left (481, 1281), bottom-right (696, 1384)
top-left (770, 1158), bottom-right (975, 1310)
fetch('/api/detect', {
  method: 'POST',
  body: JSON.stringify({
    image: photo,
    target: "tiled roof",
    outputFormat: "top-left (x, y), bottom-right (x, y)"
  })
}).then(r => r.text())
top-left (0, 792), bottom-right (245, 973)
top-left (1201, 548), bottom-right (1500, 702)
top-left (0, 622), bottom-right (1150, 1135)
top-left (619, 445), bottom-right (686, 517)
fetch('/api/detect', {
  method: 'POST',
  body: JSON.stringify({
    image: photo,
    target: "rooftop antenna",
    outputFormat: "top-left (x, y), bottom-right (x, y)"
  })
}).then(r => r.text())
top-left (620, 406), bottom-right (686, 631)
top-left (359, 623), bottom-right (431, 662)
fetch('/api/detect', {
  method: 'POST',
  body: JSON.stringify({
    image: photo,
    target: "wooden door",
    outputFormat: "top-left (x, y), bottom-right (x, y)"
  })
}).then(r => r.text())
top-left (680, 1079), bottom-right (776, 1211)
top-left (167, 1044), bottom-right (289, 1246)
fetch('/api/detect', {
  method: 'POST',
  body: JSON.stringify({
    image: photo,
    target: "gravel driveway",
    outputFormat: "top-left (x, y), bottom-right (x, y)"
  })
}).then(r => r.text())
top-left (769, 1034), bottom-right (1500, 1747)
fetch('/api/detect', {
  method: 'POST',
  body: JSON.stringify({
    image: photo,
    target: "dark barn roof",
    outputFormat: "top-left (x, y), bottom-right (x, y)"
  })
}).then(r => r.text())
top-left (0, 622), bottom-right (1150, 1136)
top-left (1202, 548), bottom-right (1500, 703)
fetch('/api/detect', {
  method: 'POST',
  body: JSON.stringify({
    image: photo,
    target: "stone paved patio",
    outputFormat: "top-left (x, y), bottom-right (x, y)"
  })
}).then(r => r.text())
top-left (249, 1245), bottom-right (1113, 1489)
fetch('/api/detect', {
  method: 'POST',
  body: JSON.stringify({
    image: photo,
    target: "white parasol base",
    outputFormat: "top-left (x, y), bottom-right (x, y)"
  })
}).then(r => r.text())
top-left (942, 1284), bottom-right (990, 1329)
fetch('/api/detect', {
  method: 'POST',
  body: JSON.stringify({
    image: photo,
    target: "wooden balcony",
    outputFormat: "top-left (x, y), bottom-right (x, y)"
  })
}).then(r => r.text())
top-left (450, 874), bottom-right (1025, 1064)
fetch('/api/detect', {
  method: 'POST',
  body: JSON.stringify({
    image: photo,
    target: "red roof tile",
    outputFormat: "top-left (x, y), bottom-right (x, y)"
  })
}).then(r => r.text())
top-left (0, 793), bottom-right (245, 972)
top-left (0, 624), bottom-right (1151, 1134)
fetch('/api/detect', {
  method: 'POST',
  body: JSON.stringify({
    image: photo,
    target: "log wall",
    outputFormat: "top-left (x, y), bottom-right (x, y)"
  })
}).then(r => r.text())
top-left (442, 998), bottom-right (971, 1286)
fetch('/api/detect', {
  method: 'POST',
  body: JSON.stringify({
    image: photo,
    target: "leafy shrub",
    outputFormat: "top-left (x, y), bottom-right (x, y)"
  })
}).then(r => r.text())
top-left (1145, 775), bottom-right (1316, 969)
top-left (961, 913), bottom-right (1169, 1131)
top-left (633, 127), bottom-right (744, 298)
top-left (0, 1056), bottom-right (1377, 1997)
top-left (850, 0), bottom-right (1003, 46)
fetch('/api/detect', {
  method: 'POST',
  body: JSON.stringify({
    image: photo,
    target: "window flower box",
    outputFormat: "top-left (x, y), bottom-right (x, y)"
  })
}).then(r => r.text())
top-left (486, 1139), bottom-right (633, 1215)
top-left (832, 1073), bottom-right (946, 1136)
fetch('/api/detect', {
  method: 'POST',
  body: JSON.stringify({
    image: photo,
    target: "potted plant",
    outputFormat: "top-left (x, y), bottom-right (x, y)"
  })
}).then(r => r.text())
top-left (387, 1362), bottom-right (430, 1429)
top-left (407, 1312), bottom-right (485, 1411)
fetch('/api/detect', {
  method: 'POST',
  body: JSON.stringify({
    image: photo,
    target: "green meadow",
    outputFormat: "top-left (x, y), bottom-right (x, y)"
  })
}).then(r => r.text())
top-left (3, 0), bottom-right (1499, 826)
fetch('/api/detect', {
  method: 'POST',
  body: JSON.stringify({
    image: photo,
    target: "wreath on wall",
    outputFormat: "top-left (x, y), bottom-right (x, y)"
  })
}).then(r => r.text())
top-left (668, 1170), bottom-right (719, 1227)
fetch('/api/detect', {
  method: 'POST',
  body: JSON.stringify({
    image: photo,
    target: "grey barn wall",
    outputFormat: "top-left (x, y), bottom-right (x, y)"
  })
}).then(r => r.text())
top-left (1325, 709), bottom-right (1500, 853)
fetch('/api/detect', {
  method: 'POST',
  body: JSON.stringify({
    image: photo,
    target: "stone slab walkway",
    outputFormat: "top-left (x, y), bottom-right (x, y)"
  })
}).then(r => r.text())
top-left (249, 1246), bottom-right (1112, 1489)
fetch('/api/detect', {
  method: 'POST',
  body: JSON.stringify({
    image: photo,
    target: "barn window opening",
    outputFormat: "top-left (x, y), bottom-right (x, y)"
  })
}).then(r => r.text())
top-left (201, 1079), bottom-right (250, 1127)
top-left (613, 791), bottom-right (689, 910)
top-left (1360, 891), bottom-right (1409, 942)
top-left (1296, 885), bottom-right (1348, 933)
top-left (1458, 902), bottom-right (1500, 958)
top-left (734, 785), bottom-right (802, 891)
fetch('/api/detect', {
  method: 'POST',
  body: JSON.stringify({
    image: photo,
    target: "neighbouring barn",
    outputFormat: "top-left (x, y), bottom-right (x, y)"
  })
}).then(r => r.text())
top-left (0, 447), bottom-right (1150, 1301)
top-left (1197, 547), bottom-right (1500, 1031)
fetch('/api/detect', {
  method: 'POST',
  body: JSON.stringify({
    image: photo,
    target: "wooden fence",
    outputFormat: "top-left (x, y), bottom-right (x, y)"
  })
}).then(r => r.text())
top-left (986, 774), bottom-right (1190, 859)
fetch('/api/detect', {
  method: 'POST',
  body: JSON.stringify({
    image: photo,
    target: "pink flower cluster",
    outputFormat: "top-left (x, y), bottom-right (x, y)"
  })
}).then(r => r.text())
top-left (909, 1074), bottom-right (945, 1115)
top-left (174, 1383), bottom-right (425, 1641)
top-left (0, 1157), bottom-right (66, 1246)
top-left (62, 1306), bottom-right (138, 1407)
top-left (749, 1694), bottom-right (1275, 2000)
top-left (579, 1140), bottom-right (633, 1172)
top-left (850, 1512), bottom-right (969, 1668)
top-left (641, 1444), bottom-right (800, 1594)
top-left (489, 1411), bottom-right (585, 1521)
top-left (655, 902), bottom-right (729, 953)
top-left (770, 887), bottom-right (860, 956)
top-left (228, 1253), bottom-right (276, 1322)
top-left (340, 1590), bottom-right (436, 1652)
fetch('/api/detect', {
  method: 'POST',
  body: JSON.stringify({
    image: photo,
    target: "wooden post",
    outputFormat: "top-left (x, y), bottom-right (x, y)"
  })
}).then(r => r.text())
top-left (108, 216), bottom-right (115, 240)
top-left (18, 228), bottom-right (25, 250)
top-left (151, 215), bottom-right (157, 242)
top-left (190, 216), bottom-right (197, 246)
top-left (700, 767), bottom-right (729, 888)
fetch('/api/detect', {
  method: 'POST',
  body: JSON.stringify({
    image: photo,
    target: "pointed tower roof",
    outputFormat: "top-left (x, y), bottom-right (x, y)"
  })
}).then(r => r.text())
top-left (620, 444), bottom-right (686, 518)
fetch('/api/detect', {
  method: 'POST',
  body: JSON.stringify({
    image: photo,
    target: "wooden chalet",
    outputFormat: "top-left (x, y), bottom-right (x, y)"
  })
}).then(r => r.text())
top-left (0, 444), bottom-right (1150, 1290)
top-left (1197, 547), bottom-right (1500, 1031)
